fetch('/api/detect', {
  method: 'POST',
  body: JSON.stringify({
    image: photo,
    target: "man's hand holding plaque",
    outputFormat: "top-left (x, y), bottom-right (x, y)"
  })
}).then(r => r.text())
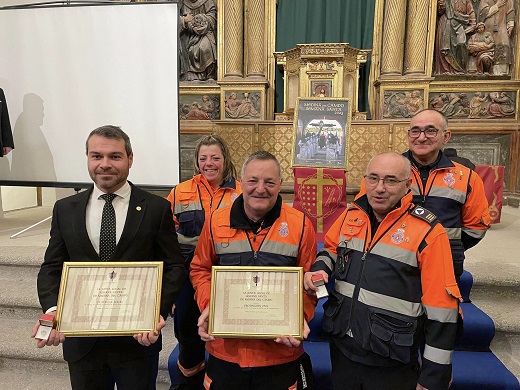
top-left (274, 320), bottom-right (310, 348)
top-left (197, 307), bottom-right (216, 342)
top-left (134, 315), bottom-right (166, 346)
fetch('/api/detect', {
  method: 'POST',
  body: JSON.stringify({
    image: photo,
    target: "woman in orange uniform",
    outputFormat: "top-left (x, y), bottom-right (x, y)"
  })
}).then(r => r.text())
top-left (167, 135), bottom-right (241, 389)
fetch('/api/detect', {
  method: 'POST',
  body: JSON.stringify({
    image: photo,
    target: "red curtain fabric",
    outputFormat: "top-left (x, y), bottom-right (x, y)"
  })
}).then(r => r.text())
top-left (474, 165), bottom-right (505, 224)
top-left (293, 168), bottom-right (347, 241)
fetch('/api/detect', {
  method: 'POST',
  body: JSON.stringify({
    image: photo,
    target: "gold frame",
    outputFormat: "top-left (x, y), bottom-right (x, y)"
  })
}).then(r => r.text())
top-left (209, 266), bottom-right (304, 339)
top-left (56, 262), bottom-right (163, 337)
top-left (291, 97), bottom-right (352, 169)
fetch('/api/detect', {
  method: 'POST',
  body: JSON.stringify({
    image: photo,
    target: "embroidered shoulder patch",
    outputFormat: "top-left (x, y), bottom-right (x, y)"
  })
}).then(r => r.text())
top-left (410, 206), bottom-right (437, 225)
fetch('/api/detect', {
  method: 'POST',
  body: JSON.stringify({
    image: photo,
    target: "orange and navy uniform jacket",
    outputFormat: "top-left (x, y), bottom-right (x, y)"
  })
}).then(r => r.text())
top-left (167, 174), bottom-right (241, 261)
top-left (312, 191), bottom-right (461, 389)
top-left (405, 151), bottom-right (490, 277)
top-left (190, 195), bottom-right (317, 368)
top-left (358, 152), bottom-right (490, 277)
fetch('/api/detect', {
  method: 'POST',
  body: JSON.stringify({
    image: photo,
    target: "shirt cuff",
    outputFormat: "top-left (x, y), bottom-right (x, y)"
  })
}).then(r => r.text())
top-left (45, 306), bottom-right (57, 314)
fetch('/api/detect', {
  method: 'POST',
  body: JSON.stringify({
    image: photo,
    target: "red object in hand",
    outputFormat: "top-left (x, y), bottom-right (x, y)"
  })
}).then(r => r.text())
top-left (311, 274), bottom-right (325, 286)
top-left (39, 313), bottom-right (56, 327)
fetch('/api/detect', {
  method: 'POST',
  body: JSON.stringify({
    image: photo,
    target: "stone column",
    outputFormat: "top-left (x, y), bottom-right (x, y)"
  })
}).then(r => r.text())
top-left (404, 0), bottom-right (429, 74)
top-left (245, 0), bottom-right (265, 77)
top-left (223, 0), bottom-right (244, 78)
top-left (380, 0), bottom-right (407, 75)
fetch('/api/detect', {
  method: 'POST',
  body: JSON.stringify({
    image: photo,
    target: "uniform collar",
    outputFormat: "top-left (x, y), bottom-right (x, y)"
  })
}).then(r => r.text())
top-left (230, 194), bottom-right (282, 232)
top-left (193, 173), bottom-right (238, 190)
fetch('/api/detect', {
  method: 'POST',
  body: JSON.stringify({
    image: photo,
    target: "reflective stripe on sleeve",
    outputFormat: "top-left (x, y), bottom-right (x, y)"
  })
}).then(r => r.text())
top-left (461, 227), bottom-right (487, 239)
top-left (423, 345), bottom-right (453, 365)
top-left (177, 233), bottom-right (199, 247)
top-left (315, 255), bottom-right (334, 273)
top-left (423, 304), bottom-right (458, 323)
top-left (445, 227), bottom-right (462, 239)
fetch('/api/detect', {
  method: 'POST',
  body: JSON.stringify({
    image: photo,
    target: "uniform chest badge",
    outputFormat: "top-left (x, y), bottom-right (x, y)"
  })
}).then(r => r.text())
top-left (230, 193), bottom-right (238, 202)
top-left (278, 222), bottom-right (289, 237)
top-left (391, 228), bottom-right (405, 244)
top-left (444, 172), bottom-right (455, 188)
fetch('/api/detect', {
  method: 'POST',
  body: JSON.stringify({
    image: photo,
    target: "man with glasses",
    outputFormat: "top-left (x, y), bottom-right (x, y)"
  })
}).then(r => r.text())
top-left (304, 152), bottom-right (461, 390)
top-left (405, 109), bottom-right (489, 282)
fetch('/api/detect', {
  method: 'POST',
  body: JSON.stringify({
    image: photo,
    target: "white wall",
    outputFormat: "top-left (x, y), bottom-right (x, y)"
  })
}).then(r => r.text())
top-left (1, 1), bottom-right (179, 215)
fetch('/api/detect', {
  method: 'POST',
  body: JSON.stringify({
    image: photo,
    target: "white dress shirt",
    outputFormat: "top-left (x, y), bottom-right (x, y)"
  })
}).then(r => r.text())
top-left (86, 181), bottom-right (131, 255)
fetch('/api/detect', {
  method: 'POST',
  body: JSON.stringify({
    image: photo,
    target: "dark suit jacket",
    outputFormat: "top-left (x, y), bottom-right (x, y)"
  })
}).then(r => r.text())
top-left (37, 183), bottom-right (185, 362)
top-left (0, 88), bottom-right (15, 157)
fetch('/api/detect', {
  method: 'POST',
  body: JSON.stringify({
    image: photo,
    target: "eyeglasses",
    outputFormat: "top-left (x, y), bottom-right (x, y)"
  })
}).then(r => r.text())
top-left (407, 126), bottom-right (441, 138)
top-left (364, 175), bottom-right (409, 188)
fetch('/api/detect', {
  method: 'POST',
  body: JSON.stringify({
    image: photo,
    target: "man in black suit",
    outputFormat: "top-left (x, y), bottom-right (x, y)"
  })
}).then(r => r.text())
top-left (32, 125), bottom-right (185, 389)
top-left (0, 87), bottom-right (15, 157)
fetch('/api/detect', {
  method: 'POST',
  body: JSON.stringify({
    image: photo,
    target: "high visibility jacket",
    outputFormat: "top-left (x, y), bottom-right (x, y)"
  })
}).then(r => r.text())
top-left (167, 174), bottom-right (241, 260)
top-left (312, 191), bottom-right (461, 390)
top-left (405, 151), bottom-right (490, 277)
top-left (358, 152), bottom-right (490, 277)
top-left (190, 198), bottom-right (317, 368)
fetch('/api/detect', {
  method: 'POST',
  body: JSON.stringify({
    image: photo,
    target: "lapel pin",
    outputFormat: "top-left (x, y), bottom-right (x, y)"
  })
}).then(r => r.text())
top-left (136, 206), bottom-right (142, 211)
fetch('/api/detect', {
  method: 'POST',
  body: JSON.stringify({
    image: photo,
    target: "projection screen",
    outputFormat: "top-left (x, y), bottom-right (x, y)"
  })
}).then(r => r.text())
top-left (0, 2), bottom-right (180, 189)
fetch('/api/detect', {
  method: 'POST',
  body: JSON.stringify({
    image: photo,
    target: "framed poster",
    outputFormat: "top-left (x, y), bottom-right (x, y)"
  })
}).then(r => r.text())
top-left (292, 98), bottom-right (351, 168)
top-left (55, 262), bottom-right (162, 337)
top-left (209, 266), bottom-right (304, 339)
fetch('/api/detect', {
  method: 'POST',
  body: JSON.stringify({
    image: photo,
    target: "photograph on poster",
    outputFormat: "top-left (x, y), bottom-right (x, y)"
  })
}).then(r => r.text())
top-left (292, 98), bottom-right (351, 168)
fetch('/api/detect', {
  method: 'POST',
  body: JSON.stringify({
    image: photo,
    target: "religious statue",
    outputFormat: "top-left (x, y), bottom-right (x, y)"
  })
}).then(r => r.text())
top-left (225, 92), bottom-right (260, 119)
top-left (179, 95), bottom-right (219, 120)
top-left (434, 0), bottom-right (477, 75)
top-left (179, 0), bottom-right (217, 82)
top-left (181, 102), bottom-right (210, 120)
top-left (479, 0), bottom-right (516, 75)
top-left (429, 93), bottom-right (448, 110)
top-left (468, 92), bottom-right (489, 118)
top-left (486, 92), bottom-right (515, 117)
top-left (384, 90), bottom-right (424, 118)
top-left (467, 22), bottom-right (495, 74)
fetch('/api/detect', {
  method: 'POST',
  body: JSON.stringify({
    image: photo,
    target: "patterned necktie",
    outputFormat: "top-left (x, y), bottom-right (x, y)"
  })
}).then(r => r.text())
top-left (99, 193), bottom-right (117, 261)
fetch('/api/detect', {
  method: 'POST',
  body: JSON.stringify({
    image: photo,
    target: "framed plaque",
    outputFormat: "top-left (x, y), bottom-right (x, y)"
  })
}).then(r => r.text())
top-left (55, 262), bottom-right (162, 337)
top-left (209, 266), bottom-right (304, 339)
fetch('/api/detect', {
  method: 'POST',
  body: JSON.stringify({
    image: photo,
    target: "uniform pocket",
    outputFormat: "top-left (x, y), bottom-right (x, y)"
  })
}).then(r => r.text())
top-left (322, 291), bottom-right (350, 336)
top-left (177, 210), bottom-right (204, 237)
top-left (363, 307), bottom-right (417, 364)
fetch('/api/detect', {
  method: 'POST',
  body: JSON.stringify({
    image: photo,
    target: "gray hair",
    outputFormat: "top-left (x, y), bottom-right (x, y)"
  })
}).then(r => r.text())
top-left (241, 150), bottom-right (282, 181)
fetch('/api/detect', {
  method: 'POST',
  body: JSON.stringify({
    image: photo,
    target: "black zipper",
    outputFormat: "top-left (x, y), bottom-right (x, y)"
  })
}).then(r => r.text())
top-left (346, 206), bottom-right (412, 335)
